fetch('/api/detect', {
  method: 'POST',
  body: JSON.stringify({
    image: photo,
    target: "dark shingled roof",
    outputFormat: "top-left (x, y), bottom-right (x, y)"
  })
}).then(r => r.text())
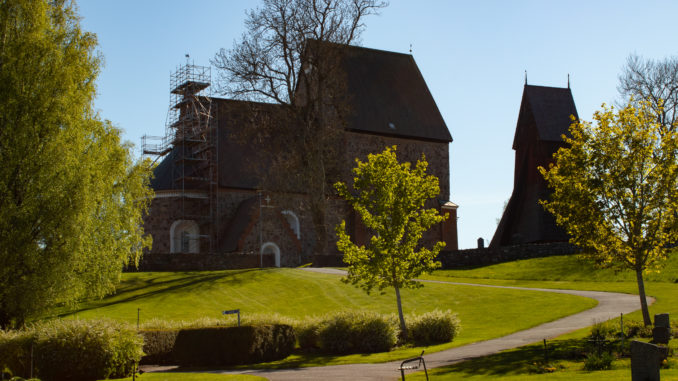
top-left (339, 44), bottom-right (452, 142)
top-left (150, 43), bottom-right (452, 192)
top-left (149, 149), bottom-right (176, 191)
top-left (513, 85), bottom-right (578, 149)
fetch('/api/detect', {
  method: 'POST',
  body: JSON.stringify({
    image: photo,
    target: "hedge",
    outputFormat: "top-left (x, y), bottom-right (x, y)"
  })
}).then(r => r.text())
top-left (407, 310), bottom-right (461, 345)
top-left (139, 330), bottom-right (179, 365)
top-left (172, 325), bottom-right (295, 366)
top-left (316, 311), bottom-right (397, 354)
top-left (0, 319), bottom-right (143, 381)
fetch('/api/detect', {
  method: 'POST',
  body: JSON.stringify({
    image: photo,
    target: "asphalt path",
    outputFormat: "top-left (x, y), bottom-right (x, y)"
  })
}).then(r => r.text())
top-left (170, 268), bottom-right (651, 380)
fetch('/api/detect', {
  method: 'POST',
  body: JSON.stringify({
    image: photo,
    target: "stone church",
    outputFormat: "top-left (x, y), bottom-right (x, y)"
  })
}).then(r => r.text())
top-left (140, 43), bottom-right (458, 270)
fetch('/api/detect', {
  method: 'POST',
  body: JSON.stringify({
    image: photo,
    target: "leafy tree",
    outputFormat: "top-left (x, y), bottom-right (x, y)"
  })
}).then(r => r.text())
top-left (618, 53), bottom-right (678, 134)
top-left (212, 0), bottom-right (386, 259)
top-left (0, 0), bottom-right (153, 328)
top-left (540, 101), bottom-right (678, 325)
top-left (335, 146), bottom-right (447, 337)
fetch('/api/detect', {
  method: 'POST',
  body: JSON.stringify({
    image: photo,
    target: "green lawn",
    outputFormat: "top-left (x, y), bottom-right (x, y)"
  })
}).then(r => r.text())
top-left (56, 268), bottom-right (595, 366)
top-left (407, 253), bottom-right (678, 380)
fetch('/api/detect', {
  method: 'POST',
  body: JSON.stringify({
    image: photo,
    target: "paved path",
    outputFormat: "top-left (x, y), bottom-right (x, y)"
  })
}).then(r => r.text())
top-left (185, 268), bottom-right (651, 380)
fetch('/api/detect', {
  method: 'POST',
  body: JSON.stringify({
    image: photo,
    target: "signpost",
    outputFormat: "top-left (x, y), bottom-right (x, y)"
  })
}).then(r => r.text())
top-left (223, 309), bottom-right (241, 326)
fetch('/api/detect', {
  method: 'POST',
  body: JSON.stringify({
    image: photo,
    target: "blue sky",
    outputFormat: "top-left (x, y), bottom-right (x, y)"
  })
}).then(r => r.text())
top-left (78, 0), bottom-right (678, 249)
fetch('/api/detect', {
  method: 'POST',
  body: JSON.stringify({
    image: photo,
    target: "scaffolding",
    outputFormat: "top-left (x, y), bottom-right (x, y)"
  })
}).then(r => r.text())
top-left (142, 64), bottom-right (219, 253)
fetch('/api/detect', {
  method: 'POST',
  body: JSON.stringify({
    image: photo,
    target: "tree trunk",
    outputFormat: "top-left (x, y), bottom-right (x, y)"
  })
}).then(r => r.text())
top-left (395, 285), bottom-right (407, 339)
top-left (635, 267), bottom-right (652, 326)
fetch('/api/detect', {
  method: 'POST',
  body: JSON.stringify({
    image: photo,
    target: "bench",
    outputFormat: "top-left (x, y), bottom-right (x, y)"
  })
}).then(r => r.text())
top-left (398, 350), bottom-right (428, 380)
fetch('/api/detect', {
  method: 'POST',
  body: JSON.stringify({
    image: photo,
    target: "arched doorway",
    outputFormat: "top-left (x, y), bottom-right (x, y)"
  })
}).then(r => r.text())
top-left (281, 210), bottom-right (300, 239)
top-left (169, 220), bottom-right (200, 253)
top-left (261, 242), bottom-right (281, 267)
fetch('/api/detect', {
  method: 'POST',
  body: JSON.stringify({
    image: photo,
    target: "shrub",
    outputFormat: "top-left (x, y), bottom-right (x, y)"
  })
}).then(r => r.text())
top-left (0, 319), bottom-right (143, 381)
top-left (317, 311), bottom-right (396, 354)
top-left (0, 330), bottom-right (34, 379)
top-left (407, 310), bottom-right (461, 345)
top-left (624, 320), bottom-right (653, 338)
top-left (295, 320), bottom-right (320, 350)
top-left (139, 330), bottom-right (179, 365)
top-left (172, 325), bottom-right (295, 366)
top-left (583, 351), bottom-right (614, 371)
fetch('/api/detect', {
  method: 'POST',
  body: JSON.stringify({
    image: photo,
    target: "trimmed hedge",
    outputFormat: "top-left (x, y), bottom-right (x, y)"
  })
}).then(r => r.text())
top-left (407, 310), bottom-right (461, 345)
top-left (317, 311), bottom-right (397, 354)
top-left (139, 330), bottom-right (179, 365)
top-left (0, 319), bottom-right (143, 381)
top-left (172, 325), bottom-right (295, 366)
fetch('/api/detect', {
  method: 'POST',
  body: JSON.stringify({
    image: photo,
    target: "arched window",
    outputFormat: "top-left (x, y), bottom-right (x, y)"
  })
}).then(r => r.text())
top-left (261, 242), bottom-right (281, 267)
top-left (170, 220), bottom-right (200, 253)
top-left (281, 210), bottom-right (300, 239)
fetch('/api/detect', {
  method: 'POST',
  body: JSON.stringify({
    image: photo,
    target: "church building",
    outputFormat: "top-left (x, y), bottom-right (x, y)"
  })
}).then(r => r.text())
top-left (491, 84), bottom-right (578, 248)
top-left (140, 43), bottom-right (457, 270)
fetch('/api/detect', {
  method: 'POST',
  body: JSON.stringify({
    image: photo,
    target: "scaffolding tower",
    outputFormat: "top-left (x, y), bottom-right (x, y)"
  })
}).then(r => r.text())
top-left (142, 64), bottom-right (218, 253)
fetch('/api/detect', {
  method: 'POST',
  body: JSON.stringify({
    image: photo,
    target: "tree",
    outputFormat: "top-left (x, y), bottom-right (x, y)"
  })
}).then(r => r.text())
top-left (0, 0), bottom-right (154, 328)
top-left (335, 146), bottom-right (447, 337)
top-left (211, 0), bottom-right (386, 259)
top-left (618, 53), bottom-right (678, 134)
top-left (539, 101), bottom-right (678, 326)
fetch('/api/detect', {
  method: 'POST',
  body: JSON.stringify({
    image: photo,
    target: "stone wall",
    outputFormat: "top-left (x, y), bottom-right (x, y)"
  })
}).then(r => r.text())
top-left (135, 252), bottom-right (275, 271)
top-left (344, 131), bottom-right (450, 200)
top-left (437, 242), bottom-right (578, 269)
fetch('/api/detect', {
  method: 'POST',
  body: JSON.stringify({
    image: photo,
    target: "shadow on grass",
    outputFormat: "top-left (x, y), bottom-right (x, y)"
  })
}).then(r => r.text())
top-left (430, 339), bottom-right (586, 377)
top-left (57, 269), bottom-right (263, 317)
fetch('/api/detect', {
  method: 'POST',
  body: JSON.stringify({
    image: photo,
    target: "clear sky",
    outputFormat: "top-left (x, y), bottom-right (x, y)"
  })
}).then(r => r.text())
top-left (78, 0), bottom-right (678, 249)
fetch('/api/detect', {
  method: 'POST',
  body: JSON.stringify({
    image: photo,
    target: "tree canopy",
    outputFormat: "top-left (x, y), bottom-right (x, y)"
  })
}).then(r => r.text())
top-left (0, 0), bottom-right (153, 328)
top-left (539, 101), bottom-right (678, 325)
top-left (618, 53), bottom-right (678, 134)
top-left (335, 146), bottom-right (446, 336)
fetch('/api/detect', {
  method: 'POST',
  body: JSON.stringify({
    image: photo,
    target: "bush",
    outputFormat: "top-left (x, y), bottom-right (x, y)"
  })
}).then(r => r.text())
top-left (0, 330), bottom-right (33, 379)
top-left (317, 311), bottom-right (396, 354)
top-left (584, 351), bottom-right (614, 371)
top-left (139, 330), bottom-right (179, 365)
top-left (0, 319), bottom-right (143, 381)
top-left (172, 325), bottom-right (295, 366)
top-left (589, 319), bottom-right (652, 341)
top-left (295, 320), bottom-right (320, 351)
top-left (407, 310), bottom-right (461, 345)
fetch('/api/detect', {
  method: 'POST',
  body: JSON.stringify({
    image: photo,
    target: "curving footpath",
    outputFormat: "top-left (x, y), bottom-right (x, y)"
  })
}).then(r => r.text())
top-left (214, 268), bottom-right (651, 381)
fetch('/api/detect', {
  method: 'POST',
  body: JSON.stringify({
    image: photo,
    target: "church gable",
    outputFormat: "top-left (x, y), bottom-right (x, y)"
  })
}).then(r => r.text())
top-left (513, 85), bottom-right (578, 149)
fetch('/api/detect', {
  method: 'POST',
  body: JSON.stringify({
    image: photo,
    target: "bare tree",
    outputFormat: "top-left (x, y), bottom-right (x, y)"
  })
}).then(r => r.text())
top-left (212, 0), bottom-right (386, 258)
top-left (618, 53), bottom-right (678, 134)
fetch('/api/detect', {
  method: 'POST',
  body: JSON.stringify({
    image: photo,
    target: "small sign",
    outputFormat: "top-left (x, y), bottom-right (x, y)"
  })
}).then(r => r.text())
top-left (222, 309), bottom-right (241, 326)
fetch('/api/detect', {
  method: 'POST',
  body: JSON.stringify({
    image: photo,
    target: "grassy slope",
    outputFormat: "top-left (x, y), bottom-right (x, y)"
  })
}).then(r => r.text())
top-left (410, 252), bottom-right (678, 380)
top-left (58, 268), bottom-right (595, 366)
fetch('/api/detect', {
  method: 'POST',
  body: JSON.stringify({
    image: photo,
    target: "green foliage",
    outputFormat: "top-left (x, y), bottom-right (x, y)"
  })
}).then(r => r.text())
top-left (583, 351), bottom-right (614, 371)
top-left (335, 146), bottom-right (447, 334)
top-left (139, 330), bottom-right (178, 365)
top-left (295, 318), bottom-right (321, 350)
top-left (172, 325), bottom-right (295, 366)
top-left (407, 310), bottom-right (461, 345)
top-left (0, 0), bottom-right (154, 328)
top-left (316, 311), bottom-right (397, 354)
top-left (589, 319), bottom-right (653, 341)
top-left (0, 319), bottom-right (143, 381)
top-left (540, 101), bottom-right (678, 324)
